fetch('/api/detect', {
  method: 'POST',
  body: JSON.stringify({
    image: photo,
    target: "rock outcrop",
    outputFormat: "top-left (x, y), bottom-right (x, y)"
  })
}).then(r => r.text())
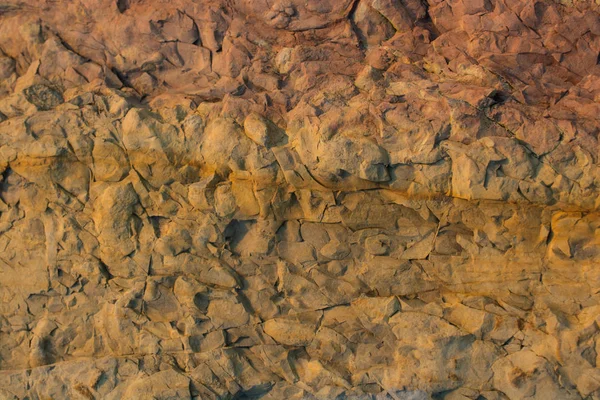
top-left (1, 0), bottom-right (600, 398)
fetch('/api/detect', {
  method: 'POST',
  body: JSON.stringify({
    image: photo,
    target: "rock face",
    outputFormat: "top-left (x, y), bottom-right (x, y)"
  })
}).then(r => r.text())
top-left (0, 0), bottom-right (600, 398)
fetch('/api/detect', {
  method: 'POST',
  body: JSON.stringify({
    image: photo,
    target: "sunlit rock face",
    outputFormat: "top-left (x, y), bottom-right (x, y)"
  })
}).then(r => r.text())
top-left (1, 0), bottom-right (600, 398)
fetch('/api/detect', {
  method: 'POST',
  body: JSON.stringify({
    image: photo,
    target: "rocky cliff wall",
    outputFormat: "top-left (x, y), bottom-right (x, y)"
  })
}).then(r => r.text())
top-left (1, 0), bottom-right (600, 399)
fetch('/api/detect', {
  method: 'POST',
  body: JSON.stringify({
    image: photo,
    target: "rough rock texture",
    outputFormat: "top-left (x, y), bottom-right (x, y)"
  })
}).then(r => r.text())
top-left (1, 0), bottom-right (600, 398)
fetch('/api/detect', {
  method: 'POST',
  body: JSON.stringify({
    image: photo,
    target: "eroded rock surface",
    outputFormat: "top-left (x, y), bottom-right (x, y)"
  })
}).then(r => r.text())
top-left (1, 0), bottom-right (600, 398)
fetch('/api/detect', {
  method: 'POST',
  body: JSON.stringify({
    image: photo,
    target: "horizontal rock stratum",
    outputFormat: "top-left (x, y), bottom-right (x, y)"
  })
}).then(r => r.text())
top-left (1, 0), bottom-right (600, 399)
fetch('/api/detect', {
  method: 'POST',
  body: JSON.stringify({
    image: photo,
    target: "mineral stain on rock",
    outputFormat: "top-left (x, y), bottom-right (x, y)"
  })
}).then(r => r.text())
top-left (22, 84), bottom-right (63, 111)
top-left (1, 0), bottom-right (600, 399)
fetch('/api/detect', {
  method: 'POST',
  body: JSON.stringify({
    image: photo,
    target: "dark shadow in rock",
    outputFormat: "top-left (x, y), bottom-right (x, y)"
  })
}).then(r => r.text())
top-left (224, 219), bottom-right (252, 254)
top-left (116, 0), bottom-right (129, 13)
top-left (232, 383), bottom-right (274, 400)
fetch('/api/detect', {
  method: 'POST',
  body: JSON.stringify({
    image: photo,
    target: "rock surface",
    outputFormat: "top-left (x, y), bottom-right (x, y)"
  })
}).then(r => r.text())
top-left (1, 0), bottom-right (600, 398)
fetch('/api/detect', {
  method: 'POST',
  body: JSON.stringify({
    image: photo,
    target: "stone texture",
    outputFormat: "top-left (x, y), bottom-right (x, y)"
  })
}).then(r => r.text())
top-left (1, 0), bottom-right (600, 398)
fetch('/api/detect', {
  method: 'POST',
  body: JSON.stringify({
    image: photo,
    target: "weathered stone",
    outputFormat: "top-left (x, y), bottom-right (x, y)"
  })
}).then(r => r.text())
top-left (243, 113), bottom-right (286, 148)
top-left (263, 318), bottom-right (317, 346)
top-left (1, 0), bottom-right (600, 398)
